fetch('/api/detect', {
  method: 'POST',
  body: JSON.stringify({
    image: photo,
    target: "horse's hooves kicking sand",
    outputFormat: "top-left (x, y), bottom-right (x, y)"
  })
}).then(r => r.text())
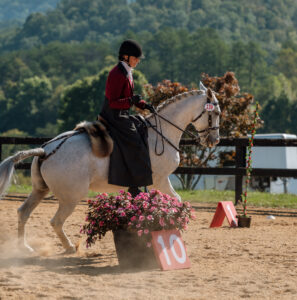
top-left (18, 242), bottom-right (35, 254)
top-left (63, 246), bottom-right (76, 255)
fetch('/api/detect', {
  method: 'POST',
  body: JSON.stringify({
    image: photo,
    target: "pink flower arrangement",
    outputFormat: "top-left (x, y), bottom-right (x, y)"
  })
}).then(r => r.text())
top-left (81, 189), bottom-right (195, 248)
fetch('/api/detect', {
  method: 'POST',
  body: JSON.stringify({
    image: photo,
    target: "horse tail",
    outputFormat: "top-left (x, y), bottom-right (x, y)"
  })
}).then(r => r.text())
top-left (74, 120), bottom-right (113, 158)
top-left (0, 148), bottom-right (45, 197)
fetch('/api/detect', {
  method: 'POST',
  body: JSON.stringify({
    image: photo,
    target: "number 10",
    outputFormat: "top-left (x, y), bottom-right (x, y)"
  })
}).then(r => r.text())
top-left (157, 234), bottom-right (187, 265)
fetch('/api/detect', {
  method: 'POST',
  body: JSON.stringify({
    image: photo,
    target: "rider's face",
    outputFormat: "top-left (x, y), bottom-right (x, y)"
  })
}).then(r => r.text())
top-left (129, 56), bottom-right (140, 68)
top-left (123, 55), bottom-right (140, 68)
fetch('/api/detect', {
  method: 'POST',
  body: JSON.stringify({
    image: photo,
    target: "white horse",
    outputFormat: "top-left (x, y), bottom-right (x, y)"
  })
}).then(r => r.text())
top-left (0, 84), bottom-right (220, 253)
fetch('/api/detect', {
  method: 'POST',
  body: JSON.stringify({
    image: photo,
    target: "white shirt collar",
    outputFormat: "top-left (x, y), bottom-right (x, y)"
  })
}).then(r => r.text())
top-left (120, 61), bottom-right (133, 79)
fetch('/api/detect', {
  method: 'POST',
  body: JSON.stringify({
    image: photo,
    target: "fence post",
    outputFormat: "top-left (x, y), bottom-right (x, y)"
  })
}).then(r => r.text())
top-left (235, 143), bottom-right (246, 205)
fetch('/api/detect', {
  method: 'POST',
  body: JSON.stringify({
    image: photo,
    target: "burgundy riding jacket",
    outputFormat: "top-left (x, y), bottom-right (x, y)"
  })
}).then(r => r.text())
top-left (105, 64), bottom-right (134, 110)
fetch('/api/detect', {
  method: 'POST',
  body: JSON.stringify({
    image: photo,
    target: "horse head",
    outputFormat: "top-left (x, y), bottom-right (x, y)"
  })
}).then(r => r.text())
top-left (191, 82), bottom-right (220, 148)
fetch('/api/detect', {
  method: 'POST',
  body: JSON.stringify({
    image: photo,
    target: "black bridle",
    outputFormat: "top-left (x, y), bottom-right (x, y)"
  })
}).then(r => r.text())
top-left (147, 93), bottom-right (220, 155)
top-left (192, 95), bottom-right (220, 134)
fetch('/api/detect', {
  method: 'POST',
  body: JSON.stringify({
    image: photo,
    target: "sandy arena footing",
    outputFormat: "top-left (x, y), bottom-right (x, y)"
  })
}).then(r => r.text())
top-left (1, 199), bottom-right (297, 299)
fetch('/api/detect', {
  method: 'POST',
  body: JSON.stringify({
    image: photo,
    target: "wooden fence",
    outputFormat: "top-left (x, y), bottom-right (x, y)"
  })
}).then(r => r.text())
top-left (1, 136), bottom-right (297, 204)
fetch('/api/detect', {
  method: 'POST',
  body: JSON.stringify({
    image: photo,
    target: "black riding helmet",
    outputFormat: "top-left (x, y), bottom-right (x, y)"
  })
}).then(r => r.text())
top-left (119, 40), bottom-right (144, 60)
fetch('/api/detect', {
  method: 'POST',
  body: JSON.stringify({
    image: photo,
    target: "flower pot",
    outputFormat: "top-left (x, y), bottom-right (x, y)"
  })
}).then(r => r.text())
top-left (113, 229), bottom-right (158, 269)
top-left (237, 215), bottom-right (251, 228)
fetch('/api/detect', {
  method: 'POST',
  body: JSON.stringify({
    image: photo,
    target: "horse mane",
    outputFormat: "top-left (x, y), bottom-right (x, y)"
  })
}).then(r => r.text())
top-left (154, 90), bottom-right (204, 113)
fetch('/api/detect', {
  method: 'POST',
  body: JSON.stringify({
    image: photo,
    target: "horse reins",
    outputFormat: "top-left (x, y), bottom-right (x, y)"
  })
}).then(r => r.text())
top-left (147, 94), bottom-right (219, 156)
top-left (38, 92), bottom-right (219, 161)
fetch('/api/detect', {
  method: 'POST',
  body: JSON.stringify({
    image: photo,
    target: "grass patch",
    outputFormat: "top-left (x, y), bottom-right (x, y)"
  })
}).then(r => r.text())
top-left (177, 189), bottom-right (297, 209)
top-left (6, 185), bottom-right (297, 209)
top-left (178, 189), bottom-right (234, 203)
top-left (8, 184), bottom-right (33, 194)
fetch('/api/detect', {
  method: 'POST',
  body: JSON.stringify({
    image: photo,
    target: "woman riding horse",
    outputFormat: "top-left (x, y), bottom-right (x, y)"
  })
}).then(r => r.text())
top-left (100, 40), bottom-right (154, 197)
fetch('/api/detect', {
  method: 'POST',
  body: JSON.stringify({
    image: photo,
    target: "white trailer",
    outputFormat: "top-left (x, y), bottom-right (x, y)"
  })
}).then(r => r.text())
top-left (170, 133), bottom-right (297, 194)
top-left (250, 133), bottom-right (297, 194)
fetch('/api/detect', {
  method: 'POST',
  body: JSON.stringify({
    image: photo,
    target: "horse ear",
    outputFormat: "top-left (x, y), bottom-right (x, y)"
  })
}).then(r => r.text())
top-left (207, 88), bottom-right (213, 99)
top-left (199, 81), bottom-right (207, 92)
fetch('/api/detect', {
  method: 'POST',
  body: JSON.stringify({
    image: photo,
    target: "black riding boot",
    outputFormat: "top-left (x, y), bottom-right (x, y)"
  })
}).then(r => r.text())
top-left (128, 187), bottom-right (142, 198)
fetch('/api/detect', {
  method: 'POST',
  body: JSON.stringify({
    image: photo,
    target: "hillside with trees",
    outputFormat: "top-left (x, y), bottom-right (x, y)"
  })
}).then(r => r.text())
top-left (0, 0), bottom-right (59, 30)
top-left (1, 0), bottom-right (296, 52)
top-left (0, 0), bottom-right (296, 137)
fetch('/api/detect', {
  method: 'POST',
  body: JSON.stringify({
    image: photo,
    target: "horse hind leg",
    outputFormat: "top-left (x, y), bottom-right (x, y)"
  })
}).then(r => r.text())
top-left (18, 188), bottom-right (49, 252)
top-left (50, 199), bottom-right (78, 254)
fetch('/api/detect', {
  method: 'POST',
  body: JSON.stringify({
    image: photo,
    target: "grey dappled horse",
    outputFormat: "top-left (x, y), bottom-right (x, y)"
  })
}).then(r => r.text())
top-left (0, 84), bottom-right (220, 253)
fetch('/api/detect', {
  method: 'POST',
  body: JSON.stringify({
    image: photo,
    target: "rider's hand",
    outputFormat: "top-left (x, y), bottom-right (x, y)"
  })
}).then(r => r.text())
top-left (144, 103), bottom-right (155, 113)
top-left (131, 95), bottom-right (155, 112)
top-left (135, 100), bottom-right (146, 109)
top-left (131, 95), bottom-right (141, 105)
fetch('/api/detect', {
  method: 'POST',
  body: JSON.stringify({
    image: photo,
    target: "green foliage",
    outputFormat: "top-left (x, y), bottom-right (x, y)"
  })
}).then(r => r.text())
top-left (132, 69), bottom-right (149, 97)
top-left (0, 41), bottom-right (114, 136)
top-left (0, 0), bottom-right (59, 29)
top-left (0, 41), bottom-right (112, 85)
top-left (59, 70), bottom-right (107, 131)
top-left (1, 0), bottom-right (296, 51)
top-left (0, 32), bottom-right (296, 136)
top-left (0, 1), bottom-right (296, 136)
top-left (274, 42), bottom-right (297, 101)
top-left (0, 75), bottom-right (55, 135)
top-left (0, 129), bottom-right (29, 160)
top-left (260, 93), bottom-right (297, 133)
top-left (7, 183), bottom-right (32, 193)
top-left (137, 28), bottom-right (230, 85)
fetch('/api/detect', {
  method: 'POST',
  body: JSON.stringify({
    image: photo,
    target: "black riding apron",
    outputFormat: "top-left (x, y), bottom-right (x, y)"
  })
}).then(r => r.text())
top-left (100, 67), bottom-right (153, 187)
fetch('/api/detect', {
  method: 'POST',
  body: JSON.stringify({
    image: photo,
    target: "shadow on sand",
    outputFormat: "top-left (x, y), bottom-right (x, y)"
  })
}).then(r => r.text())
top-left (0, 253), bottom-right (159, 275)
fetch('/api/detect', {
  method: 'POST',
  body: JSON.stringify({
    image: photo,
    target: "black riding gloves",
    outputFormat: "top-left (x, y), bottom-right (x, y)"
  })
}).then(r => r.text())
top-left (131, 95), bottom-right (142, 105)
top-left (131, 95), bottom-right (155, 112)
top-left (144, 103), bottom-right (155, 113)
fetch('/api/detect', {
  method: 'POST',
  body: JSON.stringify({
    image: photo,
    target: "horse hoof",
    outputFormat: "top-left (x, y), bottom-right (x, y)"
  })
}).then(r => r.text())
top-left (64, 246), bottom-right (76, 254)
top-left (19, 243), bottom-right (35, 254)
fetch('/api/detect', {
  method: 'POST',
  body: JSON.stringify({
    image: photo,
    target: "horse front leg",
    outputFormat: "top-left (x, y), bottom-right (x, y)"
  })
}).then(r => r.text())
top-left (152, 176), bottom-right (181, 202)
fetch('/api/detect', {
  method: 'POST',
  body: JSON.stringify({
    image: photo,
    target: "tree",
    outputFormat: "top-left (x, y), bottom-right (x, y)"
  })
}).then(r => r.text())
top-left (274, 42), bottom-right (297, 101)
top-left (276, 46), bottom-right (297, 79)
top-left (144, 72), bottom-right (263, 189)
top-left (260, 93), bottom-right (297, 133)
top-left (138, 28), bottom-right (229, 85)
top-left (202, 72), bottom-right (262, 137)
top-left (228, 40), bottom-right (269, 99)
top-left (0, 2), bottom-right (296, 139)
top-left (2, 0), bottom-right (296, 52)
top-left (0, 56), bottom-right (32, 85)
top-left (186, 28), bottom-right (229, 82)
top-left (0, 76), bottom-right (54, 135)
